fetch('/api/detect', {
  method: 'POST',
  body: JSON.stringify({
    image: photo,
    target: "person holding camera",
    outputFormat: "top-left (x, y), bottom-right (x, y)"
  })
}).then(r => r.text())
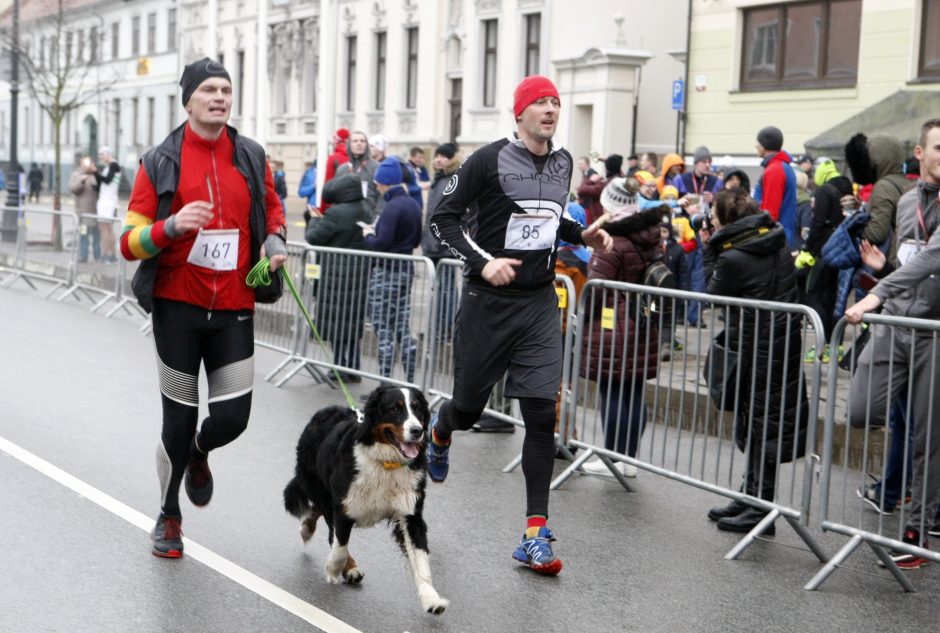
top-left (701, 188), bottom-right (808, 533)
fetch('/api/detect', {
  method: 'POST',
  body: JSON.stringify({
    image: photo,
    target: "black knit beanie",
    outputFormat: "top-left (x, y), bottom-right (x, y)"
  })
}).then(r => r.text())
top-left (180, 57), bottom-right (232, 106)
top-left (757, 126), bottom-right (784, 152)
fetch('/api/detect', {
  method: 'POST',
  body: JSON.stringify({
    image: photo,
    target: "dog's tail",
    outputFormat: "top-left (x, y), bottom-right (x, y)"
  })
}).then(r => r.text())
top-left (283, 476), bottom-right (309, 518)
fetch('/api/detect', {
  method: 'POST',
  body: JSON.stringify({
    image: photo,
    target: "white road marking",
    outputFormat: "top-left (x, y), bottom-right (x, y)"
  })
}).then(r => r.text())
top-left (0, 434), bottom-right (362, 633)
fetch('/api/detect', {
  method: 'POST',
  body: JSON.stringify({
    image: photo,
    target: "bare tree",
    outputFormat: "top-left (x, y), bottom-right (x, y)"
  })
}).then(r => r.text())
top-left (2, 0), bottom-right (121, 246)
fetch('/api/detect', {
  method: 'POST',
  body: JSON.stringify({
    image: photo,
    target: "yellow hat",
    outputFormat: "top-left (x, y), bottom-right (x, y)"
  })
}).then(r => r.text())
top-left (634, 170), bottom-right (655, 184)
top-left (662, 185), bottom-right (680, 200)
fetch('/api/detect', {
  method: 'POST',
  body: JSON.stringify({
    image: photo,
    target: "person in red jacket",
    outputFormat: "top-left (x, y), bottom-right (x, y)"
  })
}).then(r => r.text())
top-left (121, 57), bottom-right (287, 559)
top-left (753, 126), bottom-right (799, 248)
top-left (323, 128), bottom-right (350, 184)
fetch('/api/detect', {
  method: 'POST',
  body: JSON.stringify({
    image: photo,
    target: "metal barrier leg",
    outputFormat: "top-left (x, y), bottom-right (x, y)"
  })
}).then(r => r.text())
top-left (501, 453), bottom-right (523, 473)
top-left (264, 356), bottom-right (295, 382)
top-left (867, 542), bottom-right (917, 593)
top-left (724, 508), bottom-right (780, 560)
top-left (42, 281), bottom-right (67, 300)
top-left (89, 293), bottom-right (116, 313)
top-left (803, 534), bottom-right (863, 591)
top-left (550, 449), bottom-right (595, 490)
top-left (782, 514), bottom-right (829, 563)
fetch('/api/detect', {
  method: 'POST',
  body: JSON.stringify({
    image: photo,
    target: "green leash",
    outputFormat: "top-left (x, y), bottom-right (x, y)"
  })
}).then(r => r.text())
top-left (247, 258), bottom-right (361, 417)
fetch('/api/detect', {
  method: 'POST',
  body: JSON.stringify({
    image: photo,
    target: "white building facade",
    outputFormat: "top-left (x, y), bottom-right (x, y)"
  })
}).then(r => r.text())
top-left (2, 0), bottom-right (688, 192)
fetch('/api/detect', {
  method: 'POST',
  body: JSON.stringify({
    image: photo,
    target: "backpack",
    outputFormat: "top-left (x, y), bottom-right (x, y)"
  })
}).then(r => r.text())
top-left (639, 255), bottom-right (677, 320)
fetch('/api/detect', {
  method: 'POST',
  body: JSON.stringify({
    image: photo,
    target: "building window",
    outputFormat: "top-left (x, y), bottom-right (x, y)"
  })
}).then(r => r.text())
top-left (449, 78), bottom-right (462, 142)
top-left (65, 31), bottom-right (73, 65)
top-left (524, 13), bottom-right (540, 76)
top-left (237, 51), bottom-right (246, 115)
top-left (920, 0), bottom-right (940, 79)
top-left (147, 97), bottom-right (155, 147)
top-left (89, 27), bottom-right (98, 63)
top-left (132, 16), bottom-right (140, 56)
top-left (303, 46), bottom-right (317, 113)
top-left (111, 22), bottom-right (119, 60)
top-left (147, 13), bottom-right (156, 55)
top-left (405, 27), bottom-right (418, 109)
top-left (168, 94), bottom-right (176, 135)
top-left (132, 97), bottom-right (139, 146)
top-left (345, 35), bottom-right (357, 111)
top-left (374, 31), bottom-right (386, 111)
top-left (77, 29), bottom-right (85, 63)
top-left (112, 98), bottom-right (121, 150)
top-left (741, 0), bottom-right (861, 91)
top-left (482, 19), bottom-right (498, 107)
top-left (167, 9), bottom-right (177, 52)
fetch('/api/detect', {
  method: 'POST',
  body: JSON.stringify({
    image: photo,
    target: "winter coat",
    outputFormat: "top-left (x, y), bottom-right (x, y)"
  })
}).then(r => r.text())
top-left (422, 156), bottom-right (460, 260)
top-left (576, 176), bottom-right (610, 225)
top-left (794, 191), bottom-right (812, 250)
top-left (336, 152), bottom-right (380, 218)
top-left (304, 175), bottom-right (371, 342)
top-left (580, 207), bottom-right (662, 384)
top-left (805, 175), bottom-right (853, 256)
top-left (69, 170), bottom-right (99, 225)
top-left (704, 212), bottom-right (808, 463)
top-left (657, 154), bottom-right (685, 195)
top-left (857, 135), bottom-right (915, 255)
top-left (365, 186), bottom-right (422, 257)
top-left (754, 151), bottom-right (798, 249)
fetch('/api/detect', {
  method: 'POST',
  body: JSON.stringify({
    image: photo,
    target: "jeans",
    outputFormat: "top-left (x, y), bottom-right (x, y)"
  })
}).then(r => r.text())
top-left (686, 244), bottom-right (707, 324)
top-left (598, 379), bottom-right (647, 457)
top-left (873, 396), bottom-right (913, 508)
top-left (367, 264), bottom-right (418, 382)
top-left (79, 223), bottom-right (100, 262)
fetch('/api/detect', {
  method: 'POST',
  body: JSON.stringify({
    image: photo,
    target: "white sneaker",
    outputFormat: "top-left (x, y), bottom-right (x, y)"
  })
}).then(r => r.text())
top-left (581, 459), bottom-right (637, 478)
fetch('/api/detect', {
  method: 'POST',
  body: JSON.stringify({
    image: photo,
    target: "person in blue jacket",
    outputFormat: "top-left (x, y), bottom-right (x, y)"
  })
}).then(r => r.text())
top-left (363, 157), bottom-right (423, 382)
top-left (298, 160), bottom-right (317, 210)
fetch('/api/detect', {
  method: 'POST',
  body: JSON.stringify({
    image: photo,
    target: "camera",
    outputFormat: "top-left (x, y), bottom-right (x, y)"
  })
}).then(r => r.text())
top-left (690, 210), bottom-right (714, 233)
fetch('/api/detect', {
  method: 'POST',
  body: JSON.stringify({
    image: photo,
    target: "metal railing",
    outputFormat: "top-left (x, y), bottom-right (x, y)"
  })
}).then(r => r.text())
top-left (553, 279), bottom-right (828, 563)
top-left (807, 314), bottom-right (940, 592)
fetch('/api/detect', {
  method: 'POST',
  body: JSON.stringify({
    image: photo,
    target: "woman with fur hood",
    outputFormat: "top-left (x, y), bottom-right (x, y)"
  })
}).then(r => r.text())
top-left (579, 177), bottom-right (662, 477)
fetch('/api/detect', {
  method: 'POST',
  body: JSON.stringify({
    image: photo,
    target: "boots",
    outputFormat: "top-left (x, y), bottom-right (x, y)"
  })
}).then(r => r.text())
top-left (707, 499), bottom-right (750, 522)
top-left (716, 507), bottom-right (775, 536)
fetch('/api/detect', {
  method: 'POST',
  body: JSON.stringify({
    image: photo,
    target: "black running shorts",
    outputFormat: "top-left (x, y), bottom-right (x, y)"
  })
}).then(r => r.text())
top-left (451, 283), bottom-right (562, 410)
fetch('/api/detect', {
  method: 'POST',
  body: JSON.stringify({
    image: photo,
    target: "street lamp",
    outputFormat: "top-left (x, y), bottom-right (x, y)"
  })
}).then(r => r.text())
top-left (1, 0), bottom-right (20, 243)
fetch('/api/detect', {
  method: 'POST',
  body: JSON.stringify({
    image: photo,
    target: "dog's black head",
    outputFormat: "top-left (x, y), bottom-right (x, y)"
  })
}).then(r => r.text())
top-left (359, 386), bottom-right (431, 464)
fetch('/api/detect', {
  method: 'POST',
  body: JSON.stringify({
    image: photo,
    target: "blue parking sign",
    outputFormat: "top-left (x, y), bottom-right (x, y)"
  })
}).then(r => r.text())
top-left (671, 80), bottom-right (685, 111)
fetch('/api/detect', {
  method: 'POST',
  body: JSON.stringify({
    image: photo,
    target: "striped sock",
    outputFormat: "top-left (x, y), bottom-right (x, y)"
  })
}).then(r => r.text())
top-left (431, 427), bottom-right (450, 447)
top-left (525, 515), bottom-right (547, 538)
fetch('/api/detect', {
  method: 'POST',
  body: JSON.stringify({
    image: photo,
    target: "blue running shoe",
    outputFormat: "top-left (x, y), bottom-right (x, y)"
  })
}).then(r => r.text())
top-left (512, 527), bottom-right (563, 575)
top-left (426, 414), bottom-right (450, 483)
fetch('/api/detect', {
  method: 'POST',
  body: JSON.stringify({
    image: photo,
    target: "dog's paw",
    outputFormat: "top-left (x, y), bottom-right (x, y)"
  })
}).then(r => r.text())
top-left (343, 566), bottom-right (364, 585)
top-left (324, 568), bottom-right (344, 584)
top-left (300, 517), bottom-right (317, 543)
top-left (324, 559), bottom-right (345, 584)
top-left (421, 593), bottom-right (449, 615)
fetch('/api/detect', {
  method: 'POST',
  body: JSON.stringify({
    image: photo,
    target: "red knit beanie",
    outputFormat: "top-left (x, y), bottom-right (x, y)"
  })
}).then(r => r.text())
top-left (513, 75), bottom-right (560, 118)
top-left (335, 128), bottom-right (350, 141)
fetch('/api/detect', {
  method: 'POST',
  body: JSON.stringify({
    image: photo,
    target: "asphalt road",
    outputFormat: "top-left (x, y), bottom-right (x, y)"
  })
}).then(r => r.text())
top-left (1, 284), bottom-right (938, 633)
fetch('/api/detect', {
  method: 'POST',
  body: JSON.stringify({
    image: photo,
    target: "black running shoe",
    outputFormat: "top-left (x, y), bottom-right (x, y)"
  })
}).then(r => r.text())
top-left (151, 514), bottom-right (183, 558)
top-left (185, 456), bottom-right (213, 507)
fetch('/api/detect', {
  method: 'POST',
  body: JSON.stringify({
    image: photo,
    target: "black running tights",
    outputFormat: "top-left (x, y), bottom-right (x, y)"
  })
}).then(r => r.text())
top-left (437, 396), bottom-right (556, 517)
top-left (151, 299), bottom-right (255, 517)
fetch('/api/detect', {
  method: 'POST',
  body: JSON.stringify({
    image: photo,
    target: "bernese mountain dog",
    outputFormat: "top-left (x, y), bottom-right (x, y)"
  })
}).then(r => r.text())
top-left (283, 385), bottom-right (449, 615)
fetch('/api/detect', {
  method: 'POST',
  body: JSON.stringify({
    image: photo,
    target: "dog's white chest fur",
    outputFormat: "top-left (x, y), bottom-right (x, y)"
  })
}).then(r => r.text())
top-left (343, 444), bottom-right (422, 526)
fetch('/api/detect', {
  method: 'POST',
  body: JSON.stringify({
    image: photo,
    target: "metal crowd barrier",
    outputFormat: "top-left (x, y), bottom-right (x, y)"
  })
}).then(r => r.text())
top-left (807, 314), bottom-right (940, 592)
top-left (60, 215), bottom-right (145, 320)
top-left (0, 206), bottom-right (148, 322)
top-left (0, 205), bottom-right (78, 299)
top-left (260, 244), bottom-right (436, 392)
top-left (554, 279), bottom-right (829, 563)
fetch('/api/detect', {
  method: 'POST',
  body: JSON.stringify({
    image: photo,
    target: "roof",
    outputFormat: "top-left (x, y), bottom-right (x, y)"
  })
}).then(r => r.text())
top-left (804, 90), bottom-right (940, 159)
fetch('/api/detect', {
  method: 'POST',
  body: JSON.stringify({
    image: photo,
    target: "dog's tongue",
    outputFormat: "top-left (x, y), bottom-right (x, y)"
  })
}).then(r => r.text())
top-left (401, 442), bottom-right (420, 459)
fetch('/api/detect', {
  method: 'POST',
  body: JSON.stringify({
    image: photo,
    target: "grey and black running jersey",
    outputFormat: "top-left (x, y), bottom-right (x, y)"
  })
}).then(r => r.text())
top-left (430, 135), bottom-right (584, 292)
